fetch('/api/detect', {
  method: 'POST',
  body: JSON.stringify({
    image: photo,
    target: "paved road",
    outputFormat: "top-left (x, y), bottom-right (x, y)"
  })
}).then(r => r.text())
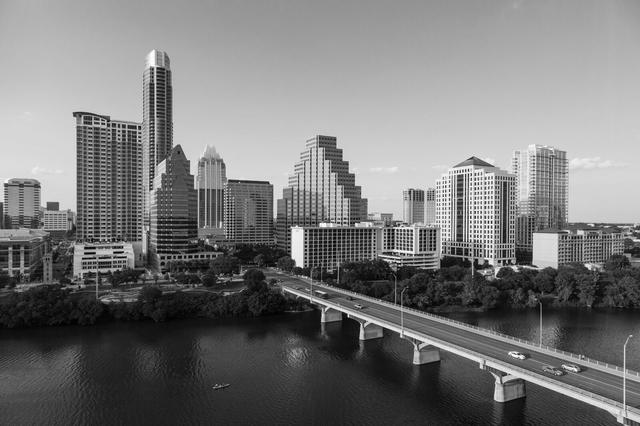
top-left (266, 270), bottom-right (640, 415)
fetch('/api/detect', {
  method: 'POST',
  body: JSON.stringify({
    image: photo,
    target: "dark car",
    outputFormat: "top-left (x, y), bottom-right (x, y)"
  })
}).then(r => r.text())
top-left (346, 296), bottom-right (355, 301)
top-left (542, 365), bottom-right (565, 376)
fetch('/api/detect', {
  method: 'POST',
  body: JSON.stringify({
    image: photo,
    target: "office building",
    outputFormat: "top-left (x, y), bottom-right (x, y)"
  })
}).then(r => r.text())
top-left (43, 210), bottom-right (70, 239)
top-left (142, 50), bottom-right (173, 227)
top-left (0, 228), bottom-right (50, 279)
top-left (403, 188), bottom-right (425, 225)
top-left (425, 188), bottom-right (436, 225)
top-left (73, 242), bottom-right (135, 279)
top-left (512, 145), bottom-right (568, 254)
top-left (46, 202), bottom-right (59, 211)
top-left (0, 202), bottom-right (4, 229)
top-left (533, 229), bottom-right (624, 269)
top-left (4, 178), bottom-right (41, 229)
top-left (224, 179), bottom-right (273, 245)
top-left (149, 145), bottom-right (217, 271)
top-left (290, 223), bottom-right (440, 271)
top-left (533, 229), bottom-right (624, 268)
top-left (74, 112), bottom-right (143, 243)
top-left (436, 157), bottom-right (516, 266)
top-left (378, 224), bottom-right (440, 270)
top-left (196, 145), bottom-right (226, 236)
top-left (367, 212), bottom-right (394, 226)
top-left (291, 223), bottom-right (382, 270)
top-left (277, 135), bottom-right (368, 252)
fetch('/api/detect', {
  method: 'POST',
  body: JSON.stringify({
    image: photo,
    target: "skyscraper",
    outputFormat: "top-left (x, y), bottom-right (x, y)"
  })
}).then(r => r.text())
top-left (46, 202), bottom-right (59, 211)
top-left (196, 145), bottom-right (227, 236)
top-left (3, 178), bottom-right (41, 229)
top-left (224, 179), bottom-right (273, 245)
top-left (425, 187), bottom-right (436, 225)
top-left (436, 157), bottom-right (516, 266)
top-left (402, 188), bottom-right (425, 225)
top-left (74, 112), bottom-right (143, 243)
top-left (149, 145), bottom-right (198, 271)
top-left (511, 145), bottom-right (568, 254)
top-left (276, 135), bottom-right (368, 252)
top-left (142, 50), bottom-right (173, 227)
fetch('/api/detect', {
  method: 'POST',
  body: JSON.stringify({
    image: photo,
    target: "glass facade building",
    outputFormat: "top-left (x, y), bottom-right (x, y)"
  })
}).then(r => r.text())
top-left (196, 145), bottom-right (227, 235)
top-left (224, 180), bottom-right (273, 245)
top-left (276, 135), bottom-right (368, 252)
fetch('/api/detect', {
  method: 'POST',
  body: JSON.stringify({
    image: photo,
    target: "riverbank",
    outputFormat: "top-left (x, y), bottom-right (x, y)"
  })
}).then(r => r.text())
top-left (0, 284), bottom-right (304, 329)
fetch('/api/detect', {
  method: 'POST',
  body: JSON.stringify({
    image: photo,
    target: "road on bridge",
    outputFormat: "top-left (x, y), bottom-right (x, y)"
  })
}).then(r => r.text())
top-left (266, 269), bottom-right (640, 414)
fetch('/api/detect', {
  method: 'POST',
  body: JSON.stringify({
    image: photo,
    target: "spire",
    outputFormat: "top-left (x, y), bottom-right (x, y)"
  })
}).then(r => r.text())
top-left (201, 145), bottom-right (221, 160)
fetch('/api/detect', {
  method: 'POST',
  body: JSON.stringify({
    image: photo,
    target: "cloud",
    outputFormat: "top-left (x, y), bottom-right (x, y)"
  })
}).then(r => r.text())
top-left (569, 157), bottom-right (628, 170)
top-left (32, 166), bottom-right (64, 175)
top-left (369, 166), bottom-right (399, 174)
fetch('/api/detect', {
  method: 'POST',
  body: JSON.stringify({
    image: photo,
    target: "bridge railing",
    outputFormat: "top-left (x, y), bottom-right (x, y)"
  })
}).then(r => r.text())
top-left (286, 276), bottom-right (640, 380)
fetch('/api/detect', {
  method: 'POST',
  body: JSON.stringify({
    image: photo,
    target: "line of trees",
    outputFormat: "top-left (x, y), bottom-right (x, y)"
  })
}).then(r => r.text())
top-left (276, 254), bottom-right (640, 311)
top-left (0, 268), bottom-right (295, 329)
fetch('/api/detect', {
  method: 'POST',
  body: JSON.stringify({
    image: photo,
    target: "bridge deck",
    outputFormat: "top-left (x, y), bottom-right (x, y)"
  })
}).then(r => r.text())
top-left (270, 270), bottom-right (640, 423)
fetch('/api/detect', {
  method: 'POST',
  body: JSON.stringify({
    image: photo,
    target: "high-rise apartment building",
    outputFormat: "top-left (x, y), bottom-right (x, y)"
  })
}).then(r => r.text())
top-left (224, 179), bottom-right (273, 245)
top-left (276, 135), bottom-right (368, 252)
top-left (142, 50), bottom-right (173, 227)
top-left (436, 157), bottom-right (516, 266)
top-left (511, 145), bottom-right (568, 254)
top-left (196, 145), bottom-right (227, 236)
top-left (149, 145), bottom-right (198, 270)
top-left (0, 202), bottom-right (4, 229)
top-left (425, 188), bottom-right (436, 225)
top-left (74, 112), bottom-right (142, 243)
top-left (403, 188), bottom-right (425, 225)
top-left (3, 178), bottom-right (41, 229)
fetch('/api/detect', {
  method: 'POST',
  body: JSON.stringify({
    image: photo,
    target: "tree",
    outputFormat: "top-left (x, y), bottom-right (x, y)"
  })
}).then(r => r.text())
top-left (276, 256), bottom-right (296, 272)
top-left (210, 255), bottom-right (240, 276)
top-left (534, 267), bottom-right (557, 294)
top-left (202, 271), bottom-right (217, 288)
top-left (0, 271), bottom-right (10, 288)
top-left (576, 273), bottom-right (597, 307)
top-left (244, 269), bottom-right (267, 293)
top-left (605, 254), bottom-right (630, 272)
top-left (254, 254), bottom-right (266, 268)
top-left (555, 271), bottom-right (577, 304)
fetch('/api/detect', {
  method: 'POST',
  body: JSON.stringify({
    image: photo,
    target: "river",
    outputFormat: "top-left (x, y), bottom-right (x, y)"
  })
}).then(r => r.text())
top-left (1, 308), bottom-right (638, 425)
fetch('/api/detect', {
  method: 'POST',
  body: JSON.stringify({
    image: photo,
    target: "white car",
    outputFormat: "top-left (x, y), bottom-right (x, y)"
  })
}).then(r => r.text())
top-left (508, 351), bottom-right (527, 360)
top-left (561, 363), bottom-right (582, 373)
top-left (353, 304), bottom-right (365, 309)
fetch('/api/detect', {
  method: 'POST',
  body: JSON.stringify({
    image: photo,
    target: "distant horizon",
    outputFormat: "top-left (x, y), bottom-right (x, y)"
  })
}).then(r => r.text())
top-left (1, 0), bottom-right (639, 222)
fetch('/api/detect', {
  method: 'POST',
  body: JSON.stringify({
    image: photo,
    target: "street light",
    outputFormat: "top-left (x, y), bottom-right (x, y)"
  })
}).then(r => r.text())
top-left (624, 334), bottom-right (633, 419)
top-left (538, 300), bottom-right (543, 347)
top-left (400, 287), bottom-right (408, 338)
top-left (391, 272), bottom-right (398, 305)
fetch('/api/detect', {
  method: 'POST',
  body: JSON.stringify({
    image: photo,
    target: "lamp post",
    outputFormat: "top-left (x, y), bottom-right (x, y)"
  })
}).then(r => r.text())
top-left (391, 272), bottom-right (398, 305)
top-left (624, 334), bottom-right (633, 419)
top-left (400, 287), bottom-right (408, 338)
top-left (538, 300), bottom-right (543, 347)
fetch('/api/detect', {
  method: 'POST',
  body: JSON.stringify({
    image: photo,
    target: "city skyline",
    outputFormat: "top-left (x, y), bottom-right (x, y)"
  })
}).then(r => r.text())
top-left (1, 1), bottom-right (639, 222)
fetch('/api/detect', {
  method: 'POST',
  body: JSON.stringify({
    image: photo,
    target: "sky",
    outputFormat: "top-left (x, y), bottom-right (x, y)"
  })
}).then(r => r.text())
top-left (1, 0), bottom-right (639, 223)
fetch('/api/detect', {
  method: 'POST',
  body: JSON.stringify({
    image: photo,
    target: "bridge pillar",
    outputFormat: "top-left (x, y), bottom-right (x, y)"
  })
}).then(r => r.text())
top-left (491, 372), bottom-right (526, 403)
top-left (321, 307), bottom-right (342, 323)
top-left (412, 342), bottom-right (440, 365)
top-left (358, 321), bottom-right (384, 340)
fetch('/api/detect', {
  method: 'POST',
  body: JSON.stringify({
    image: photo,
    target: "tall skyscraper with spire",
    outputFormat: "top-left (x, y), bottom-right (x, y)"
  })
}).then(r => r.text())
top-left (276, 135), bottom-right (368, 252)
top-left (511, 145), bottom-right (568, 256)
top-left (142, 50), bottom-right (173, 229)
top-left (196, 145), bottom-right (227, 236)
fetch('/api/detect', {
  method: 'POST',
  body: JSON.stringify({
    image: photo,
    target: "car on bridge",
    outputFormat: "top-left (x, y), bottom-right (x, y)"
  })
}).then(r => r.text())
top-left (353, 304), bottom-right (365, 309)
top-left (542, 365), bottom-right (565, 376)
top-left (561, 363), bottom-right (582, 373)
top-left (507, 351), bottom-right (527, 360)
top-left (346, 296), bottom-right (355, 301)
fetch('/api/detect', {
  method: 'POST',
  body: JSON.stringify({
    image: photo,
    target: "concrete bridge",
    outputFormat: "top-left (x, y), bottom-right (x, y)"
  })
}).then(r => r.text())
top-left (276, 273), bottom-right (640, 425)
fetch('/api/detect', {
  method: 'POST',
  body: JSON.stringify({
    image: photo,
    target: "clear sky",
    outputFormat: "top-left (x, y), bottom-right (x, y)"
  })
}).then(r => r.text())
top-left (1, 0), bottom-right (639, 222)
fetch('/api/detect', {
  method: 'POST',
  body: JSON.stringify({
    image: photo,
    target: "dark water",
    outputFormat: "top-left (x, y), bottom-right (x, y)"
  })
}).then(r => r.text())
top-left (1, 308), bottom-right (639, 425)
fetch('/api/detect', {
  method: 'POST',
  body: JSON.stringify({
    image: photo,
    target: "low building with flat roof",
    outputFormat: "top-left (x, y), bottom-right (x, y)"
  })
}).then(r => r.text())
top-left (532, 229), bottom-right (624, 269)
top-left (290, 223), bottom-right (440, 271)
top-left (0, 228), bottom-right (50, 279)
top-left (73, 242), bottom-right (136, 279)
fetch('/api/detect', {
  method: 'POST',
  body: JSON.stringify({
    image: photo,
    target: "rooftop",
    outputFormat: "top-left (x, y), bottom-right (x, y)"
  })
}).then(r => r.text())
top-left (453, 156), bottom-right (495, 168)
